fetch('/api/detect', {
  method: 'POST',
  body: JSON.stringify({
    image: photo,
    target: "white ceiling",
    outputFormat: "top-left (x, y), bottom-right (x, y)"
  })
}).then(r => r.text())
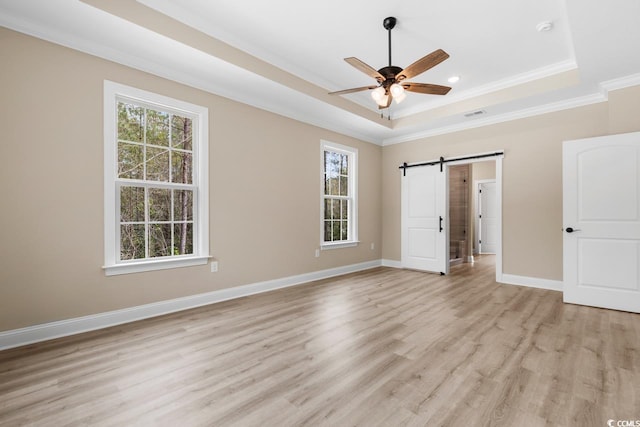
top-left (1, 0), bottom-right (639, 145)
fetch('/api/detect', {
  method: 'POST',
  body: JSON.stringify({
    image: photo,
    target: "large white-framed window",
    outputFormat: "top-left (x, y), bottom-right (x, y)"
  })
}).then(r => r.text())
top-left (103, 81), bottom-right (209, 276)
top-left (321, 140), bottom-right (358, 249)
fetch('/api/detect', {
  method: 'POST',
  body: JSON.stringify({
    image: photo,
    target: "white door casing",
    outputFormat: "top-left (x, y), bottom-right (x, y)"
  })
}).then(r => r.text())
top-left (401, 165), bottom-right (448, 274)
top-left (563, 131), bottom-right (640, 313)
top-left (478, 181), bottom-right (497, 254)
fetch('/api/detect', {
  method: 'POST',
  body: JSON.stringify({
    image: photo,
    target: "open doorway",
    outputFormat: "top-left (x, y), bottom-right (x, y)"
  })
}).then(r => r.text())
top-left (448, 159), bottom-right (497, 274)
top-left (448, 164), bottom-right (470, 266)
top-left (400, 152), bottom-right (503, 281)
top-left (472, 161), bottom-right (497, 256)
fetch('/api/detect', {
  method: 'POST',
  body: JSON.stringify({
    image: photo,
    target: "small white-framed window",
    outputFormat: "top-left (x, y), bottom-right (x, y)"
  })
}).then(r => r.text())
top-left (103, 81), bottom-right (209, 275)
top-left (321, 140), bottom-right (358, 249)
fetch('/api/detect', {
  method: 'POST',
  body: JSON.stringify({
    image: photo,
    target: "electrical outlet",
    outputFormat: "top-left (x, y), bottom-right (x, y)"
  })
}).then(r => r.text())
top-left (371, 243), bottom-right (375, 250)
top-left (315, 249), bottom-right (320, 258)
top-left (210, 261), bottom-right (218, 272)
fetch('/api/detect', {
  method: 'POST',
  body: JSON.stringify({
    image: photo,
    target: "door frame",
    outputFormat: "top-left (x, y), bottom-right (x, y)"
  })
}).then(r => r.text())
top-left (400, 152), bottom-right (504, 282)
top-left (474, 179), bottom-right (497, 255)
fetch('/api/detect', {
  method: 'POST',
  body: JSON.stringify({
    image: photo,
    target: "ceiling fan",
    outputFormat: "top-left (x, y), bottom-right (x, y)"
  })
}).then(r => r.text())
top-left (329, 17), bottom-right (452, 109)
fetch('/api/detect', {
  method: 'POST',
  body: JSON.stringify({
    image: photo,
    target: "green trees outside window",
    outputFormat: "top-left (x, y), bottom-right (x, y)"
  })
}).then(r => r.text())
top-left (117, 102), bottom-right (194, 260)
top-left (323, 149), bottom-right (351, 243)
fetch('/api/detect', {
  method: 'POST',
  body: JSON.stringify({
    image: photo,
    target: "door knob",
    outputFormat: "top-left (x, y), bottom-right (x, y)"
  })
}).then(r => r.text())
top-left (565, 227), bottom-right (581, 233)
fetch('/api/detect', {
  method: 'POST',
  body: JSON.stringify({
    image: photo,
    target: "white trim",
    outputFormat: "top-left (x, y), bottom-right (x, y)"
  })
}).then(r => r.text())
top-left (320, 140), bottom-right (358, 247)
top-left (103, 255), bottom-right (210, 276)
top-left (383, 93), bottom-right (606, 146)
top-left (600, 73), bottom-right (640, 92)
top-left (495, 157), bottom-right (504, 282)
top-left (381, 259), bottom-right (402, 268)
top-left (393, 59), bottom-right (578, 119)
top-left (103, 81), bottom-right (209, 275)
top-left (0, 259), bottom-right (569, 350)
top-left (0, 260), bottom-right (381, 351)
top-left (3, 10), bottom-right (640, 148)
top-left (321, 241), bottom-right (359, 250)
top-left (384, 76), bottom-right (640, 146)
top-left (0, 12), bottom-right (384, 146)
top-left (500, 274), bottom-right (563, 292)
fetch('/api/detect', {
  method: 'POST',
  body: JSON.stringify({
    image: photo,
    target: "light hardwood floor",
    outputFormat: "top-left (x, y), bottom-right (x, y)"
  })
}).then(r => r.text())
top-left (1, 256), bottom-right (639, 426)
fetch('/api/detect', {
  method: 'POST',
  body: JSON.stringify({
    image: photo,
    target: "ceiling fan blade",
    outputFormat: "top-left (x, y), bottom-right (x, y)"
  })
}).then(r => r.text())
top-left (403, 82), bottom-right (452, 95)
top-left (344, 57), bottom-right (385, 81)
top-left (329, 85), bottom-right (378, 95)
top-left (396, 49), bottom-right (449, 81)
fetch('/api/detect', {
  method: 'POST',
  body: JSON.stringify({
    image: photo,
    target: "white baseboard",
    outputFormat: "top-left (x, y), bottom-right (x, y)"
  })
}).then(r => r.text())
top-left (499, 273), bottom-right (563, 292)
top-left (0, 260), bottom-right (382, 351)
top-left (381, 259), bottom-right (402, 268)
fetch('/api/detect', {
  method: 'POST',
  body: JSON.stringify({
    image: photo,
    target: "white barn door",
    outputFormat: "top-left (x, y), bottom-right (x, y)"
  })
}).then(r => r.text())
top-left (563, 131), bottom-right (640, 313)
top-left (401, 165), bottom-right (448, 274)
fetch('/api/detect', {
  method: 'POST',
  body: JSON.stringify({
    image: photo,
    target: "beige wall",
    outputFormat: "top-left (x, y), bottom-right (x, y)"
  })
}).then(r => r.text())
top-left (383, 103), bottom-right (614, 280)
top-left (608, 84), bottom-right (640, 134)
top-left (0, 29), bottom-right (382, 331)
top-left (2, 27), bottom-right (640, 333)
top-left (472, 161), bottom-right (496, 181)
top-left (383, 87), bottom-right (640, 279)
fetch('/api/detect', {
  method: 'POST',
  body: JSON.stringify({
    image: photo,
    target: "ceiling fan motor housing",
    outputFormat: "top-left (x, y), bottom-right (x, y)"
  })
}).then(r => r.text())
top-left (378, 66), bottom-right (403, 89)
top-left (383, 17), bottom-right (397, 30)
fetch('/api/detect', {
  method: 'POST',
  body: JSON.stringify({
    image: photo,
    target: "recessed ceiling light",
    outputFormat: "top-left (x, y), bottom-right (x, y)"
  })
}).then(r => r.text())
top-left (536, 21), bottom-right (553, 32)
top-left (448, 75), bottom-right (460, 84)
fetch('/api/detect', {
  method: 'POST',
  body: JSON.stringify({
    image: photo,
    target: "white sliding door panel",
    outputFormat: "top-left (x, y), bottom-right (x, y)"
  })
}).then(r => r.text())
top-left (402, 166), bottom-right (447, 274)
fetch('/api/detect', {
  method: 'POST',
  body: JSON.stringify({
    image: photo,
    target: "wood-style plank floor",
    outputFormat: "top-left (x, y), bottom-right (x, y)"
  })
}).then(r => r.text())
top-left (1, 256), bottom-right (639, 426)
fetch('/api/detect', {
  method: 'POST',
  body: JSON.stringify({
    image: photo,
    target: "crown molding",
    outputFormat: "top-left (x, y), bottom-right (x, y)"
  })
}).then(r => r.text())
top-left (393, 59), bottom-right (579, 119)
top-left (0, 12), bottom-right (387, 145)
top-left (600, 73), bottom-right (640, 93)
top-left (383, 72), bottom-right (640, 145)
top-left (3, 7), bottom-right (639, 149)
top-left (383, 92), bottom-right (607, 145)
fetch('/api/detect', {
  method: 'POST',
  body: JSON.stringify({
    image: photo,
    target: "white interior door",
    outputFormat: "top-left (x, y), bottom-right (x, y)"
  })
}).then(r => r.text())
top-left (478, 181), bottom-right (497, 254)
top-left (401, 165), bottom-right (448, 274)
top-left (563, 131), bottom-right (640, 313)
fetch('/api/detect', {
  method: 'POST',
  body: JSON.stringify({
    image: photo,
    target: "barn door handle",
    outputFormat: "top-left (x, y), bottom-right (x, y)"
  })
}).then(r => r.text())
top-left (439, 216), bottom-right (444, 233)
top-left (565, 227), bottom-right (581, 233)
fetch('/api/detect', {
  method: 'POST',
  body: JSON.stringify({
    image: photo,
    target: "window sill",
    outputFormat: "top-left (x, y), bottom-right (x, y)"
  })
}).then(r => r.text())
top-left (103, 255), bottom-right (211, 276)
top-left (321, 241), bottom-right (359, 250)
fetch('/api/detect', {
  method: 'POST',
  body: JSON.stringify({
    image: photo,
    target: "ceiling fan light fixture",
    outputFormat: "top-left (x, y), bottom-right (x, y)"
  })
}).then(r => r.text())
top-left (448, 75), bottom-right (460, 83)
top-left (330, 17), bottom-right (451, 109)
top-left (390, 83), bottom-right (406, 104)
top-left (375, 94), bottom-right (390, 107)
top-left (390, 83), bottom-right (404, 97)
top-left (393, 91), bottom-right (407, 104)
top-left (371, 86), bottom-right (386, 102)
